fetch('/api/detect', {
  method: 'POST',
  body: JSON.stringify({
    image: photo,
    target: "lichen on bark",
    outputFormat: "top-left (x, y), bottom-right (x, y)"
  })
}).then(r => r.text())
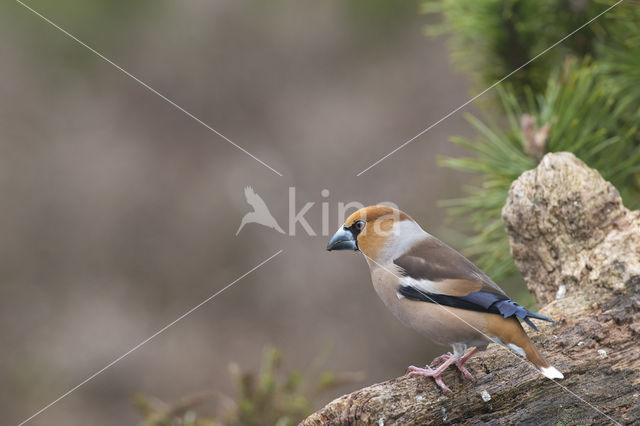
top-left (502, 152), bottom-right (640, 306)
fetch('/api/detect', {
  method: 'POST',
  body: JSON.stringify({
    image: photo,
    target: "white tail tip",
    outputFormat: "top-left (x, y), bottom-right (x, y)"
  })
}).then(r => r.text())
top-left (540, 365), bottom-right (564, 379)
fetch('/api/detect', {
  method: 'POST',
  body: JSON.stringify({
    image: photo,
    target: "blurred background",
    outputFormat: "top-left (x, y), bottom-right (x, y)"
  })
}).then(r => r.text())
top-left (0, 0), bottom-right (529, 424)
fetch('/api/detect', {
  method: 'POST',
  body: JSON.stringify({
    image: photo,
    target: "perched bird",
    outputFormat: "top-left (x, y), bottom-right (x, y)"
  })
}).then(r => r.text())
top-left (236, 186), bottom-right (285, 235)
top-left (327, 205), bottom-right (563, 392)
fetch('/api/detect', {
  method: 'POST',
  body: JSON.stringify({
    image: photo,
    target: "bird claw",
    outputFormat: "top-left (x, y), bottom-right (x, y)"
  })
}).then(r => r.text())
top-left (407, 365), bottom-right (436, 375)
top-left (407, 366), bottom-right (452, 393)
top-left (455, 361), bottom-right (476, 381)
top-left (407, 348), bottom-right (478, 392)
top-left (430, 350), bottom-right (477, 381)
top-left (454, 347), bottom-right (479, 381)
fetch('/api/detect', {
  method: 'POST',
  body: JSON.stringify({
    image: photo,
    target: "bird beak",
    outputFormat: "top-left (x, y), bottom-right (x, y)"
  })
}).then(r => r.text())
top-left (327, 227), bottom-right (358, 251)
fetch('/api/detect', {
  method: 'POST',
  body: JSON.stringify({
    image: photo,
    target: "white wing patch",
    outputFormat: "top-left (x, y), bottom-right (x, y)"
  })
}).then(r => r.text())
top-left (399, 276), bottom-right (448, 295)
top-left (507, 343), bottom-right (526, 358)
top-left (493, 337), bottom-right (527, 358)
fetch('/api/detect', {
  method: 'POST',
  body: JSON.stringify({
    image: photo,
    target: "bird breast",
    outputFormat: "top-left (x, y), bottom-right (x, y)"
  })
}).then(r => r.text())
top-left (370, 265), bottom-right (492, 348)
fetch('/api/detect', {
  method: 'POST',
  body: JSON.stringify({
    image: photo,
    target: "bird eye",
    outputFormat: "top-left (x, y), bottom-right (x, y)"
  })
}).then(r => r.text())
top-left (354, 220), bottom-right (366, 231)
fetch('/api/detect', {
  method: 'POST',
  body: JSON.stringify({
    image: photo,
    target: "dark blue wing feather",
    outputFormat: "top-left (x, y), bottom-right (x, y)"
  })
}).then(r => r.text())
top-left (397, 286), bottom-right (553, 331)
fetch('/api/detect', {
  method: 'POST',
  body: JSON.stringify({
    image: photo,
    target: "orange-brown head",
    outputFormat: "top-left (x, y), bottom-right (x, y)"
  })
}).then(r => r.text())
top-left (327, 205), bottom-right (416, 261)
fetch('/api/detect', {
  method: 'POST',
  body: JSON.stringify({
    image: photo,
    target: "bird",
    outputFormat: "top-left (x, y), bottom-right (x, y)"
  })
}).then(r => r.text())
top-left (326, 205), bottom-right (563, 393)
top-left (236, 186), bottom-right (285, 235)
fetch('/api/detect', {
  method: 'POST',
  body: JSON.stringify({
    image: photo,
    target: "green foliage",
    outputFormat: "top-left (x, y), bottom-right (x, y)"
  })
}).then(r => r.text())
top-left (134, 346), bottom-right (360, 426)
top-left (440, 60), bottom-right (640, 279)
top-left (422, 0), bottom-right (608, 95)
top-left (430, 1), bottom-right (640, 280)
top-left (227, 347), bottom-right (310, 426)
top-left (596, 4), bottom-right (640, 118)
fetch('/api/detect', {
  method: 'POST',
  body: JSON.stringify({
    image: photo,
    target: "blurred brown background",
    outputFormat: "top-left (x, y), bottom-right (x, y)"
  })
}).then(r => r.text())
top-left (1, 1), bottom-right (478, 424)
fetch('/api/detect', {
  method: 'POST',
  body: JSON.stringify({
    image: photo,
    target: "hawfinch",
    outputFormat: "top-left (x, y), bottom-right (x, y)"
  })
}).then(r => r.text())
top-left (327, 206), bottom-right (563, 392)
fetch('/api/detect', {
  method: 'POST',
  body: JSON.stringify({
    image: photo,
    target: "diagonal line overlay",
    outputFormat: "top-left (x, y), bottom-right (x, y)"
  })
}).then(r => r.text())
top-left (15, 0), bottom-right (283, 177)
top-left (17, 249), bottom-right (284, 426)
top-left (356, 0), bottom-right (625, 176)
top-left (13, 0), bottom-right (626, 423)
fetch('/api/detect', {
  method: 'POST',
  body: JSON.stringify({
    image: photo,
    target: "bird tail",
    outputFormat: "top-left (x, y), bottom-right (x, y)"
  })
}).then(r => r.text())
top-left (521, 310), bottom-right (554, 331)
top-left (493, 318), bottom-right (564, 380)
top-left (539, 364), bottom-right (564, 379)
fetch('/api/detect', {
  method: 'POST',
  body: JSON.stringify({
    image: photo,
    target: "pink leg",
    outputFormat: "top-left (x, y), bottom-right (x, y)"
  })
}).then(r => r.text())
top-left (408, 348), bottom-right (479, 392)
top-left (407, 355), bottom-right (457, 393)
top-left (430, 352), bottom-right (454, 366)
top-left (454, 348), bottom-right (478, 381)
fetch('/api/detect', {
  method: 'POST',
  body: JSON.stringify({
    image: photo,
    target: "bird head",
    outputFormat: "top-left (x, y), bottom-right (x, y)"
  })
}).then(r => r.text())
top-left (327, 205), bottom-right (421, 263)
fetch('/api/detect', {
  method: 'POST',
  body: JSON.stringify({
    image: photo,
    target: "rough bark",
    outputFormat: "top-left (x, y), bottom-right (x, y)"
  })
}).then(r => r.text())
top-left (303, 153), bottom-right (640, 425)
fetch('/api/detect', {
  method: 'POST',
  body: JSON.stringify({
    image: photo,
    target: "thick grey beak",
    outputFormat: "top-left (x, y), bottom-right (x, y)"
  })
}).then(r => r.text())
top-left (327, 227), bottom-right (358, 251)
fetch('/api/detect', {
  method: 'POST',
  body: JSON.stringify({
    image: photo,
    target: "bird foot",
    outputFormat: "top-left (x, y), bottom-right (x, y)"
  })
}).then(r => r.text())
top-left (407, 365), bottom-right (452, 393)
top-left (427, 349), bottom-right (478, 382)
top-left (407, 348), bottom-right (479, 392)
top-left (454, 347), bottom-right (479, 381)
top-left (430, 352), bottom-right (455, 367)
top-left (454, 360), bottom-right (475, 381)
